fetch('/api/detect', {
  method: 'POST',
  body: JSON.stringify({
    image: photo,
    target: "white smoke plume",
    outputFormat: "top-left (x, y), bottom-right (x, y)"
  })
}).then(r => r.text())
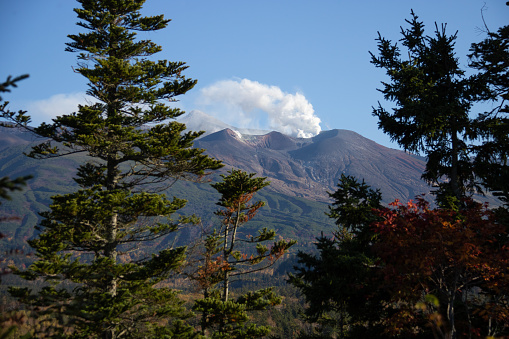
top-left (197, 79), bottom-right (321, 138)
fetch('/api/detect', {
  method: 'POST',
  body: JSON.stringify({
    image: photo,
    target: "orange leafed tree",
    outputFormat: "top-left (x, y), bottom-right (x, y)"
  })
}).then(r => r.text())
top-left (372, 197), bottom-right (509, 338)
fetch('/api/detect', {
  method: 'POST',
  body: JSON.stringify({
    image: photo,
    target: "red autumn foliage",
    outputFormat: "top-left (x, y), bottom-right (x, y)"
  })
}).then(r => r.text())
top-left (372, 197), bottom-right (509, 338)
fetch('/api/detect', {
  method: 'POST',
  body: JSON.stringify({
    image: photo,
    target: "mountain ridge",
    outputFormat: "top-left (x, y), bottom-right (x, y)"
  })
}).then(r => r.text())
top-left (0, 112), bottom-right (473, 205)
top-left (192, 123), bottom-right (429, 203)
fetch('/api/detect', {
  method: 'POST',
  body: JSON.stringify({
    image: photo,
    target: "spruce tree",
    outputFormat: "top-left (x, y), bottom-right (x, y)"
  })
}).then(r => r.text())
top-left (469, 17), bottom-right (509, 206)
top-left (370, 11), bottom-right (487, 202)
top-left (5, 1), bottom-right (222, 338)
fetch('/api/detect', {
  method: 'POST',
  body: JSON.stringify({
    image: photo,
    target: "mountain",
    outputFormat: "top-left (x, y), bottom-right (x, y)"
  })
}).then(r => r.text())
top-left (0, 113), bottom-right (498, 251)
top-left (0, 125), bottom-right (332, 251)
top-left (194, 127), bottom-right (429, 204)
top-left (182, 112), bottom-right (500, 205)
top-left (176, 111), bottom-right (431, 203)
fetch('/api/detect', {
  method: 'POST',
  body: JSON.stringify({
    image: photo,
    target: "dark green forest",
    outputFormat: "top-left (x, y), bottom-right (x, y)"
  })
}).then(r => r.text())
top-left (1, 1), bottom-right (509, 338)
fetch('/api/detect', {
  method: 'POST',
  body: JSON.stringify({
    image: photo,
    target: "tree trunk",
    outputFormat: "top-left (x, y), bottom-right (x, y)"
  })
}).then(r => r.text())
top-left (447, 286), bottom-right (457, 339)
top-left (103, 156), bottom-right (119, 339)
top-left (450, 128), bottom-right (460, 200)
top-left (222, 225), bottom-right (229, 303)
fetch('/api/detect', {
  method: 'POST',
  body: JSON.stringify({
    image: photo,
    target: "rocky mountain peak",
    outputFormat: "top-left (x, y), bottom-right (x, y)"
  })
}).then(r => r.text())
top-left (194, 125), bottom-right (430, 203)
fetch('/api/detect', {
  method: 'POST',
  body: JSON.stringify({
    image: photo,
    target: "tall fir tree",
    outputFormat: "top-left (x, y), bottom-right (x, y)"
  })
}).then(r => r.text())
top-left (370, 11), bottom-right (488, 203)
top-left (190, 170), bottom-right (296, 338)
top-left (4, 1), bottom-right (222, 338)
top-left (469, 10), bottom-right (509, 207)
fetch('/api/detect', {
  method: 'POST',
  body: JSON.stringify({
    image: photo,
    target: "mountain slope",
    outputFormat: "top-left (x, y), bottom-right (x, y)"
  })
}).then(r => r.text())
top-left (194, 128), bottom-right (429, 203)
top-left (0, 117), bottom-right (497, 251)
top-left (0, 127), bottom-right (331, 251)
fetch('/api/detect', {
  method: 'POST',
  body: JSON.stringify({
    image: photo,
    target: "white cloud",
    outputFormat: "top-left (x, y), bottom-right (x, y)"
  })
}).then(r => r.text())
top-left (26, 92), bottom-right (94, 125)
top-left (197, 79), bottom-right (321, 138)
top-left (23, 82), bottom-right (323, 139)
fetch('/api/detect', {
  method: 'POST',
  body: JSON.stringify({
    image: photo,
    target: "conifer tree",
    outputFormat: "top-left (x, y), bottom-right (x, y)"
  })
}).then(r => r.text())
top-left (289, 175), bottom-right (388, 338)
top-left (4, 1), bottom-right (222, 338)
top-left (190, 170), bottom-right (296, 338)
top-left (469, 15), bottom-right (509, 206)
top-left (370, 11), bottom-right (487, 202)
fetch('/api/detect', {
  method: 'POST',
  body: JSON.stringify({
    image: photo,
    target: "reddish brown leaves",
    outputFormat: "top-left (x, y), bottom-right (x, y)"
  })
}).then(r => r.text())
top-left (371, 197), bottom-right (509, 336)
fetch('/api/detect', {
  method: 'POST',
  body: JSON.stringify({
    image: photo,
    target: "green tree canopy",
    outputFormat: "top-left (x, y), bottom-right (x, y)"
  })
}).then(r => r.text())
top-left (191, 170), bottom-right (296, 338)
top-left (370, 11), bottom-right (489, 201)
top-left (289, 175), bottom-right (388, 338)
top-left (469, 18), bottom-right (509, 206)
top-left (5, 1), bottom-right (222, 338)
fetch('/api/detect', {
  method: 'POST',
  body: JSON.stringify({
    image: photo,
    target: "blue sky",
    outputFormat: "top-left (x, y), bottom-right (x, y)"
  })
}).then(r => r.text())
top-left (1, 1), bottom-right (507, 147)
